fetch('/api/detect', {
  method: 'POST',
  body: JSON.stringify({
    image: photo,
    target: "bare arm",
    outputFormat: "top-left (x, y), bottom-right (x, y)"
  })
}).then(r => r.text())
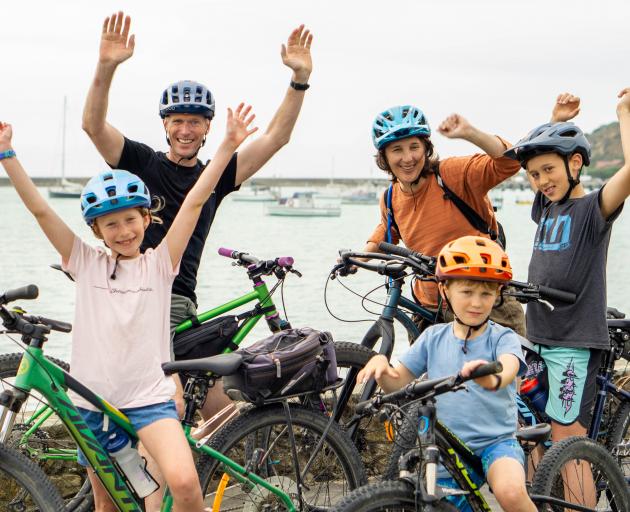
top-left (82, 12), bottom-right (135, 167)
top-left (600, 87), bottom-right (630, 219)
top-left (0, 123), bottom-right (75, 261)
top-left (438, 114), bottom-right (507, 157)
top-left (550, 93), bottom-right (581, 123)
top-left (166, 105), bottom-right (258, 268)
top-left (356, 355), bottom-right (416, 394)
top-left (235, 25), bottom-right (313, 185)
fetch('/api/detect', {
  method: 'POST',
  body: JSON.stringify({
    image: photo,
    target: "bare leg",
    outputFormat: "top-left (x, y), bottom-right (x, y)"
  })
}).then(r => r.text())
top-left (486, 458), bottom-right (537, 512)
top-left (86, 468), bottom-right (119, 512)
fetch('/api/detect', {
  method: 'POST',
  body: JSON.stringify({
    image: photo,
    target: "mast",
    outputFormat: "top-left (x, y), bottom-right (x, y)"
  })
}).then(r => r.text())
top-left (61, 96), bottom-right (67, 182)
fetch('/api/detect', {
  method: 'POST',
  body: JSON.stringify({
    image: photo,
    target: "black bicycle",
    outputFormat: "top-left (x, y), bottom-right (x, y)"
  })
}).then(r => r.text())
top-left (334, 362), bottom-right (630, 512)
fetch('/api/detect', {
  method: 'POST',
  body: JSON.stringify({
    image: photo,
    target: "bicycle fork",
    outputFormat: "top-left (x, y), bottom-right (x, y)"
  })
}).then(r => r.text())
top-left (0, 387), bottom-right (27, 443)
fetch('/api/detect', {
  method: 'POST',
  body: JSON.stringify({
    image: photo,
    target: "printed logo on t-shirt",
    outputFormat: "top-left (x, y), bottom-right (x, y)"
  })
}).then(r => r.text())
top-left (534, 214), bottom-right (571, 252)
top-left (93, 286), bottom-right (154, 294)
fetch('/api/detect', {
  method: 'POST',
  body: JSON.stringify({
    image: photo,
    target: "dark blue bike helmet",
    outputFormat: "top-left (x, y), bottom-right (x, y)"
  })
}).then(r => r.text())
top-left (81, 171), bottom-right (151, 225)
top-left (159, 80), bottom-right (215, 119)
top-left (504, 122), bottom-right (591, 168)
top-left (372, 105), bottom-right (431, 150)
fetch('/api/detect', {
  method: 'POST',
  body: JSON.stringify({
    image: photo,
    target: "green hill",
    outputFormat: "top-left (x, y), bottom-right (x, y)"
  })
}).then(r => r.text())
top-left (586, 122), bottom-right (623, 179)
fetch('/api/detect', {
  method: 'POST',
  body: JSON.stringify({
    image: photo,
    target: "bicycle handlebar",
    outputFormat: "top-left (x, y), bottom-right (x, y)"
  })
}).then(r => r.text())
top-left (355, 361), bottom-right (503, 416)
top-left (0, 284), bottom-right (39, 305)
top-left (508, 280), bottom-right (576, 304)
top-left (377, 242), bottom-right (436, 267)
top-left (218, 247), bottom-right (295, 270)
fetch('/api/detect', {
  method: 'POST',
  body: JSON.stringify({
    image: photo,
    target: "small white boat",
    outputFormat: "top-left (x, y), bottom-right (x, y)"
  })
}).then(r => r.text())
top-left (341, 190), bottom-right (380, 205)
top-left (233, 185), bottom-right (279, 202)
top-left (266, 192), bottom-right (341, 217)
top-left (49, 97), bottom-right (83, 199)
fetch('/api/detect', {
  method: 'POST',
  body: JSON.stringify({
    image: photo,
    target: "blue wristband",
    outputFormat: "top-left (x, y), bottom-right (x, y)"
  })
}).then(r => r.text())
top-left (0, 149), bottom-right (16, 160)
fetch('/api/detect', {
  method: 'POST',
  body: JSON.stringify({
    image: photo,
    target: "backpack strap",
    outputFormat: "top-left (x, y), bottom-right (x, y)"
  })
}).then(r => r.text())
top-left (384, 184), bottom-right (400, 243)
top-left (434, 166), bottom-right (499, 242)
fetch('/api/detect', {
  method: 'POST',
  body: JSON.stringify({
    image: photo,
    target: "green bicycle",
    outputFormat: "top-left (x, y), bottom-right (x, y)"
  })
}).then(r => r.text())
top-left (0, 283), bottom-right (367, 511)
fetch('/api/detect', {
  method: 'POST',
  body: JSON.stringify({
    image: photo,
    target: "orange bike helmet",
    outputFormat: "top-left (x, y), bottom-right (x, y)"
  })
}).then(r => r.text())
top-left (436, 236), bottom-right (512, 283)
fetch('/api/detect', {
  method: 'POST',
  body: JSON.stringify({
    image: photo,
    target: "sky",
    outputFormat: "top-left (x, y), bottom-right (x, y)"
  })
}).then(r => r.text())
top-left (2, 0), bottom-right (628, 178)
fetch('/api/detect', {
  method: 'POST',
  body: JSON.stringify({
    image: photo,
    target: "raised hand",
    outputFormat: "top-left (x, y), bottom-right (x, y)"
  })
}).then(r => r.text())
top-left (0, 122), bottom-right (13, 151)
top-left (225, 103), bottom-right (258, 148)
top-left (551, 93), bottom-right (581, 123)
top-left (617, 88), bottom-right (630, 116)
top-left (99, 11), bottom-right (135, 66)
top-left (437, 113), bottom-right (474, 140)
top-left (281, 25), bottom-right (313, 84)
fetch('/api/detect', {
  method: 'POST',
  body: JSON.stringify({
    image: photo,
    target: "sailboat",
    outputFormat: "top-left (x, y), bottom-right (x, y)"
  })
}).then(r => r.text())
top-left (49, 97), bottom-right (83, 199)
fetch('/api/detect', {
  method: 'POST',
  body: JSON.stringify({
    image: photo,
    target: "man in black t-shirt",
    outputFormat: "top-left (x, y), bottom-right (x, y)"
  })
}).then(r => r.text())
top-left (82, 12), bottom-right (312, 429)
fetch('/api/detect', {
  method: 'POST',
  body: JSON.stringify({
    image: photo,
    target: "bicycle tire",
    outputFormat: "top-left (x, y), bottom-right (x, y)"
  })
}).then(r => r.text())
top-left (0, 441), bottom-right (66, 511)
top-left (332, 341), bottom-right (399, 477)
top-left (605, 400), bottom-right (630, 481)
top-left (0, 352), bottom-right (94, 512)
top-left (335, 479), bottom-right (458, 512)
top-left (531, 436), bottom-right (630, 511)
top-left (196, 402), bottom-right (367, 510)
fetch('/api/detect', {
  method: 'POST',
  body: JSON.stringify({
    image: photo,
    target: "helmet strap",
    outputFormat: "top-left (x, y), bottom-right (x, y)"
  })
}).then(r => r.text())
top-left (558, 154), bottom-right (580, 204)
top-left (110, 254), bottom-right (122, 280)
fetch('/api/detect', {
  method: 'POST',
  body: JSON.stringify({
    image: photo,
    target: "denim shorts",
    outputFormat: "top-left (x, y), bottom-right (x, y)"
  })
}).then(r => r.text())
top-left (76, 400), bottom-right (179, 467)
top-left (438, 438), bottom-right (524, 512)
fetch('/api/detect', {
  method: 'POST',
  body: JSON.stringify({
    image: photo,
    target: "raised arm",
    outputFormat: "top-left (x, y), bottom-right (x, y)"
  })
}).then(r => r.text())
top-left (437, 114), bottom-right (507, 157)
top-left (0, 123), bottom-right (75, 261)
top-left (600, 88), bottom-right (630, 219)
top-left (235, 25), bottom-right (313, 185)
top-left (550, 92), bottom-right (581, 123)
top-left (166, 105), bottom-right (258, 268)
top-left (82, 11), bottom-right (135, 167)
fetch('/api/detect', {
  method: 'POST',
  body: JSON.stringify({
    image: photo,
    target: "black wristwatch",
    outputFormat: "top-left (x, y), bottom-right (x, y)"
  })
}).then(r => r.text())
top-left (290, 80), bottom-right (310, 91)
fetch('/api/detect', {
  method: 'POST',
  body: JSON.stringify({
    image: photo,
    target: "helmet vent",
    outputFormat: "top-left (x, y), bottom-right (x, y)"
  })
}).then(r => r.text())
top-left (102, 173), bottom-right (114, 182)
top-left (106, 187), bottom-right (116, 197)
top-left (162, 91), bottom-right (168, 105)
top-left (128, 184), bottom-right (138, 193)
top-left (480, 254), bottom-right (490, 264)
top-left (453, 255), bottom-right (467, 265)
top-left (561, 129), bottom-right (578, 137)
top-left (183, 87), bottom-right (191, 101)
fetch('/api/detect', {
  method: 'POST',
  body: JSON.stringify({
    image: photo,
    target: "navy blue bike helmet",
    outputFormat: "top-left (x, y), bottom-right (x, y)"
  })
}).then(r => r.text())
top-left (159, 80), bottom-right (215, 119)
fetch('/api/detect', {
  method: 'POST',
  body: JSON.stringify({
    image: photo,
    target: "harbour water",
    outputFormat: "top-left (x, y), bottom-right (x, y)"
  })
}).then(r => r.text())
top-left (1, 187), bottom-right (629, 363)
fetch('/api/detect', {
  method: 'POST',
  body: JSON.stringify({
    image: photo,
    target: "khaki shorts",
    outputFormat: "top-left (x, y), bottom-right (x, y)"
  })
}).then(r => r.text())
top-left (410, 291), bottom-right (526, 343)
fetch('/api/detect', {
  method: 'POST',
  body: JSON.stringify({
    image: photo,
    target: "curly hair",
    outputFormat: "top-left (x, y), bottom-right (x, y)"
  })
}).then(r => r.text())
top-left (375, 137), bottom-right (440, 182)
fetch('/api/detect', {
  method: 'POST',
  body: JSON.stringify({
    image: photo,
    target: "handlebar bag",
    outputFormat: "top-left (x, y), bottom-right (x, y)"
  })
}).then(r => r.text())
top-left (173, 315), bottom-right (239, 361)
top-left (223, 327), bottom-right (338, 404)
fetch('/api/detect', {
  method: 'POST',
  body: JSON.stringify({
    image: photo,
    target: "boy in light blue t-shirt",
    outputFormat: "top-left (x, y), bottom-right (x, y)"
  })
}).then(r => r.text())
top-left (358, 236), bottom-right (533, 512)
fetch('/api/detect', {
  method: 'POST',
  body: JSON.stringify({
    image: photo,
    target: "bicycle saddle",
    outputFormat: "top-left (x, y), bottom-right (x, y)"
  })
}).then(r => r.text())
top-left (162, 352), bottom-right (243, 376)
top-left (516, 423), bottom-right (551, 444)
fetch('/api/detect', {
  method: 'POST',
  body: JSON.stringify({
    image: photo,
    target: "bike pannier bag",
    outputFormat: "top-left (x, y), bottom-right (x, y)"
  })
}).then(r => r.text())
top-left (223, 327), bottom-right (338, 404)
top-left (173, 315), bottom-right (239, 361)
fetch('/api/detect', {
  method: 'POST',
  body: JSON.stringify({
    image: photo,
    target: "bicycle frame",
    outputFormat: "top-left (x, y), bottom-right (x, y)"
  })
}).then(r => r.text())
top-left (10, 342), bottom-right (296, 512)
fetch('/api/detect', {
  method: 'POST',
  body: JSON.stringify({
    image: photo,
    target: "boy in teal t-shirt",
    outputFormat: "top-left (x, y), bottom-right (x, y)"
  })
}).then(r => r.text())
top-left (359, 236), bottom-right (533, 512)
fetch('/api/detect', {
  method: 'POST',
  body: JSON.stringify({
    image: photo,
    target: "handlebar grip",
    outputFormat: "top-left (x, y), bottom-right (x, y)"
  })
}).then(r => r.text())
top-left (39, 316), bottom-right (72, 333)
top-left (276, 256), bottom-right (294, 268)
top-left (468, 361), bottom-right (503, 380)
top-left (1, 285), bottom-right (39, 305)
top-left (538, 285), bottom-right (576, 304)
top-left (378, 242), bottom-right (412, 258)
top-left (218, 247), bottom-right (237, 258)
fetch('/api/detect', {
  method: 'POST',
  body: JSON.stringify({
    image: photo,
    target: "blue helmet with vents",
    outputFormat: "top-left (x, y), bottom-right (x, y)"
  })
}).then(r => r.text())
top-left (159, 80), bottom-right (215, 119)
top-left (81, 170), bottom-right (151, 225)
top-left (504, 122), bottom-right (591, 168)
top-left (372, 105), bottom-right (431, 150)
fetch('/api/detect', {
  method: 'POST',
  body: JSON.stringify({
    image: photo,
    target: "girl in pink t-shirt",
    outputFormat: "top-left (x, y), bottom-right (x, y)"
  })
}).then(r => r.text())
top-left (0, 104), bottom-right (257, 511)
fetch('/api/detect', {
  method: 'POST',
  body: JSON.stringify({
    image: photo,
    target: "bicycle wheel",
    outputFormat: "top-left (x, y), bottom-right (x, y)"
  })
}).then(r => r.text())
top-left (606, 400), bottom-right (630, 481)
top-left (335, 480), bottom-right (458, 511)
top-left (0, 441), bottom-right (66, 511)
top-left (196, 402), bottom-right (367, 510)
top-left (330, 341), bottom-right (400, 478)
top-left (531, 436), bottom-right (630, 511)
top-left (0, 352), bottom-right (94, 511)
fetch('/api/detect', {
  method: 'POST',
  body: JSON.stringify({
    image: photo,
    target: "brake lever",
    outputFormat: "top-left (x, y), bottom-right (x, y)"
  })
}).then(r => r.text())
top-left (289, 268), bottom-right (302, 278)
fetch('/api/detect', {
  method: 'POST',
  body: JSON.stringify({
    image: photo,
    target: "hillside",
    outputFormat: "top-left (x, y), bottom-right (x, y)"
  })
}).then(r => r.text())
top-left (586, 122), bottom-right (623, 178)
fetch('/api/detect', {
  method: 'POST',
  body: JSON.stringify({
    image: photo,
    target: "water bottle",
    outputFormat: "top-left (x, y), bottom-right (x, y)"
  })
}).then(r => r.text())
top-left (520, 376), bottom-right (548, 414)
top-left (107, 431), bottom-right (159, 498)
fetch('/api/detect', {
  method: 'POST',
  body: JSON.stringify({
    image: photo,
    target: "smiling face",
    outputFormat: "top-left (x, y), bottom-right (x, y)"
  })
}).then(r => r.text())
top-left (382, 136), bottom-right (426, 188)
top-left (163, 113), bottom-right (211, 163)
top-left (525, 152), bottom-right (583, 201)
top-left (92, 208), bottom-right (150, 259)
top-left (441, 279), bottom-right (500, 326)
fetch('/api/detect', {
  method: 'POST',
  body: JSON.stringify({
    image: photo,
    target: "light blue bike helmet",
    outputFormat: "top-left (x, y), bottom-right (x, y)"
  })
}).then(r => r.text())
top-left (81, 170), bottom-right (151, 225)
top-left (372, 105), bottom-right (431, 150)
top-left (159, 80), bottom-right (215, 119)
top-left (504, 122), bottom-right (591, 168)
